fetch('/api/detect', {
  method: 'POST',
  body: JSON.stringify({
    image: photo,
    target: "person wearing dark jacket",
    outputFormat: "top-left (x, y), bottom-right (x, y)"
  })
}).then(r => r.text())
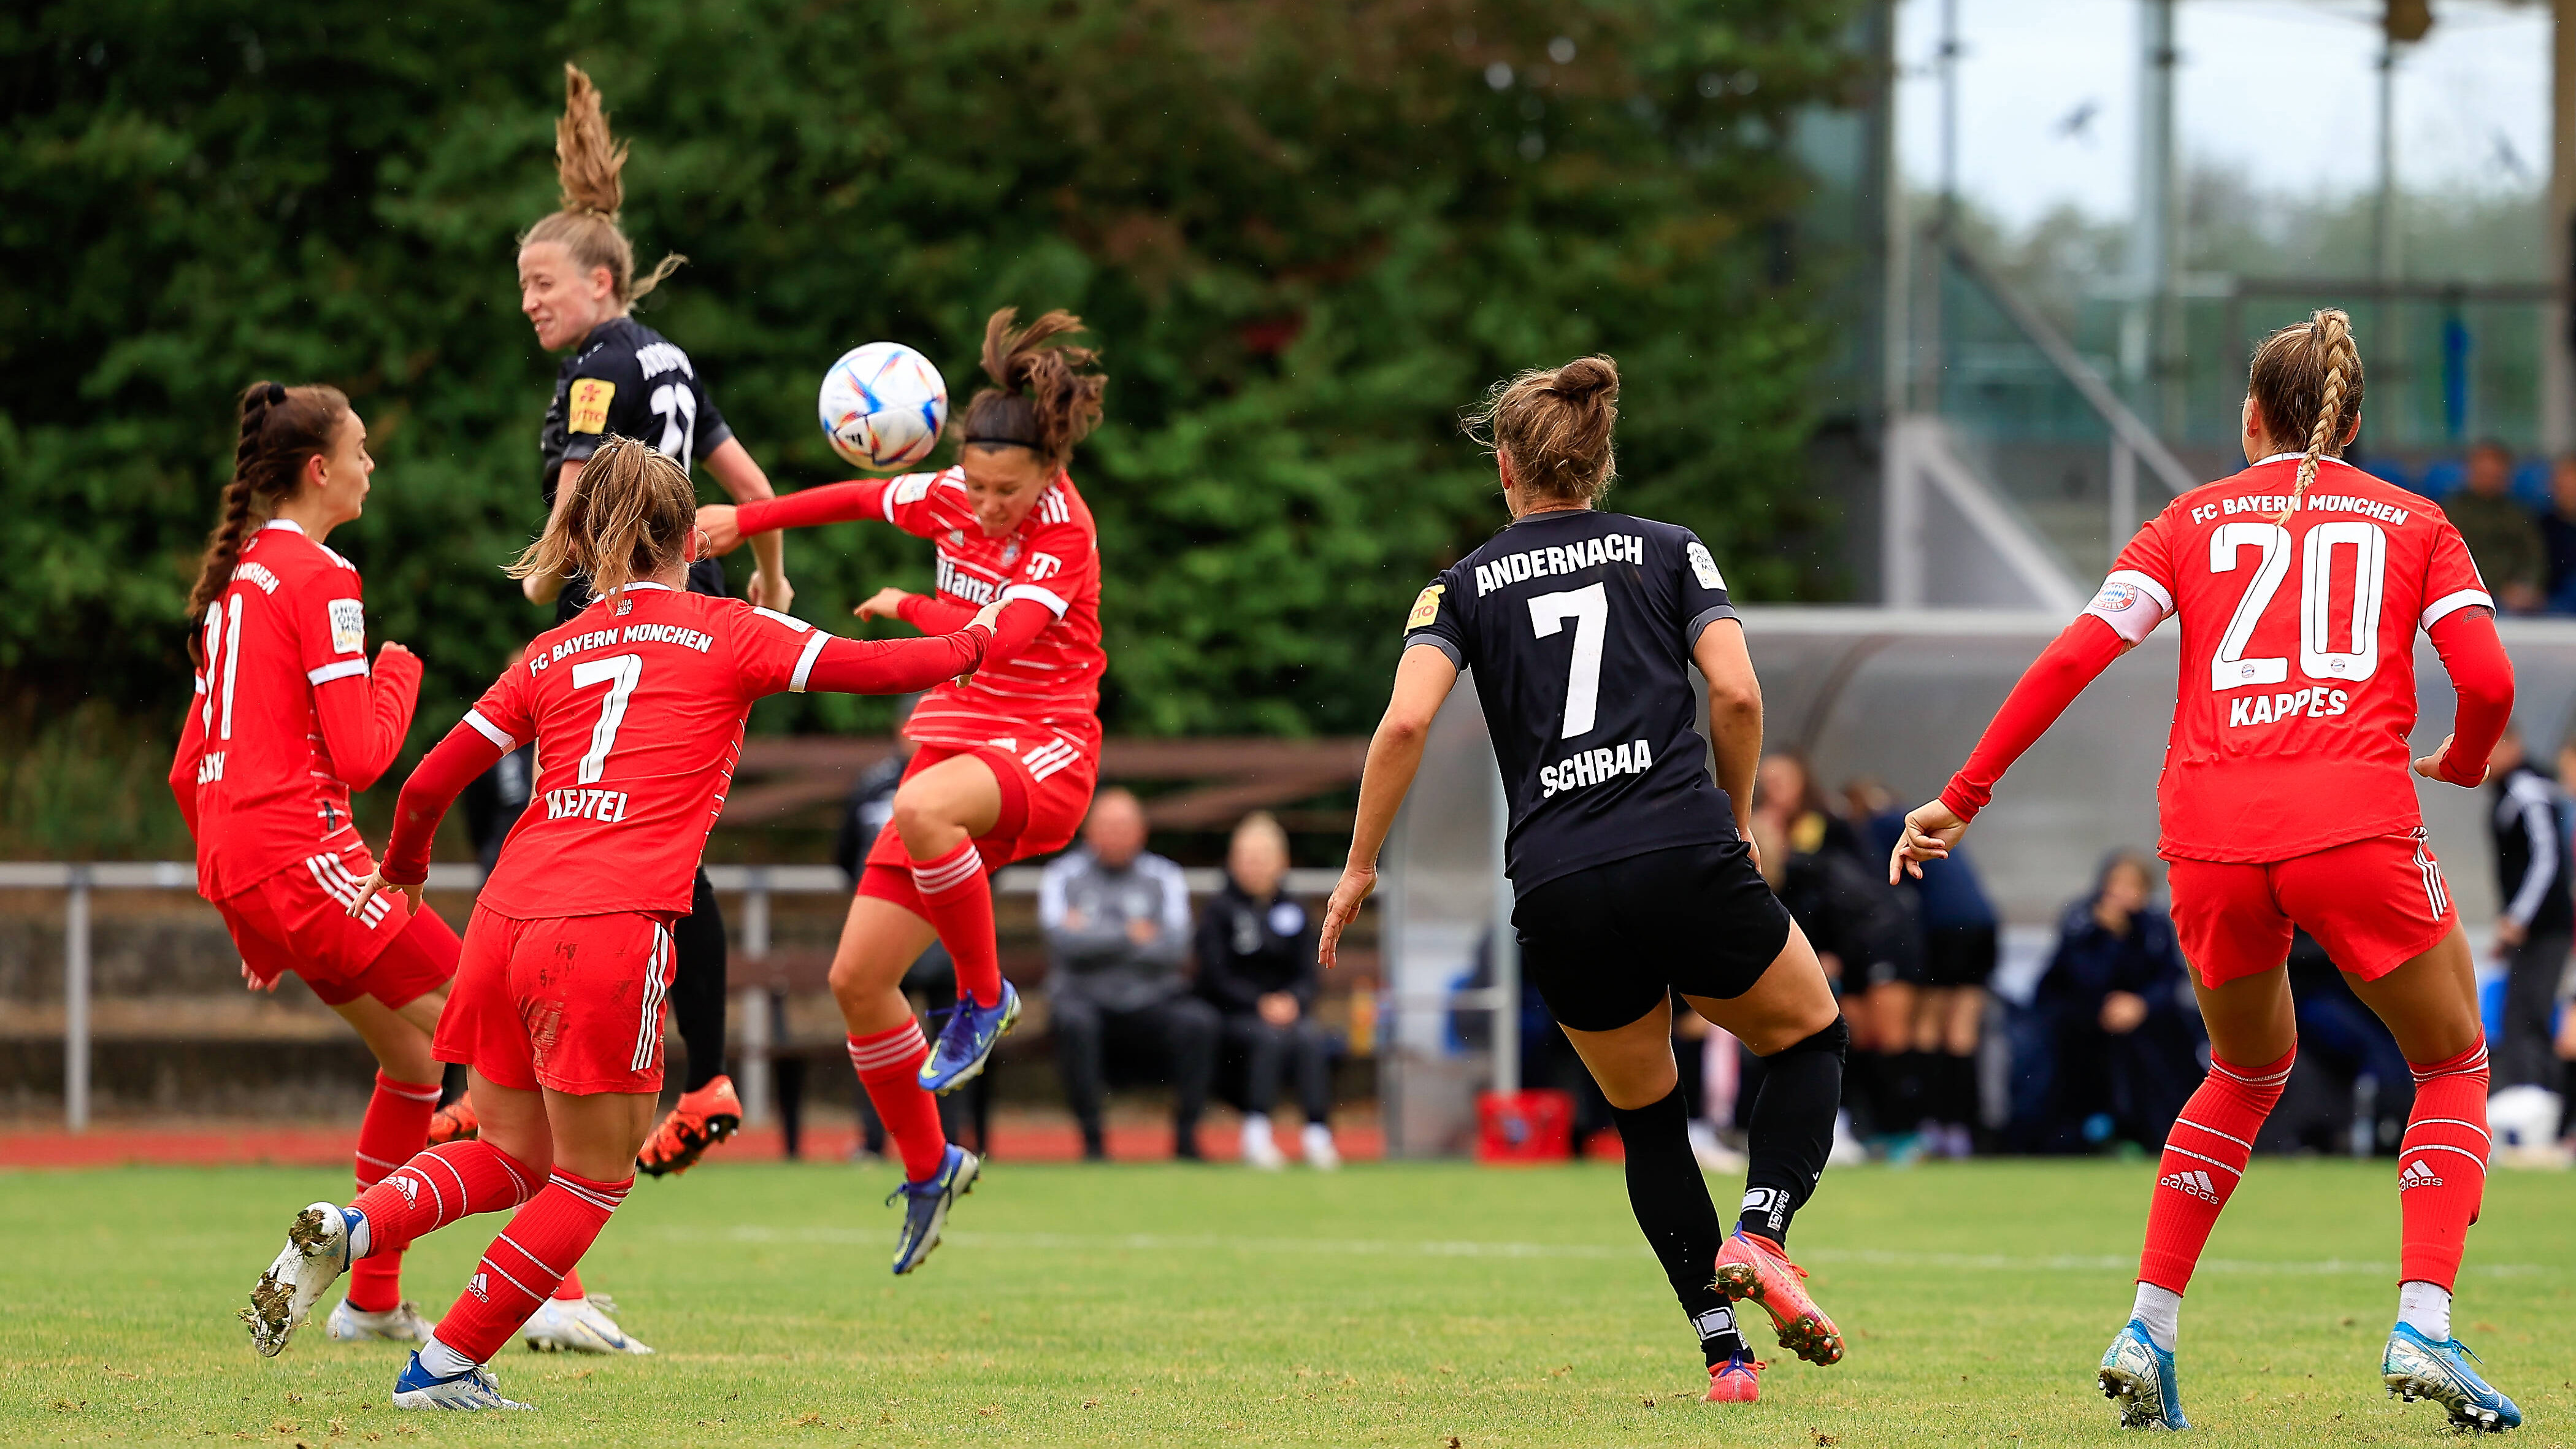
top-left (1196, 812), bottom-right (1340, 1170)
top-left (2022, 853), bottom-right (2204, 1153)
top-left (2486, 727), bottom-right (2574, 1091)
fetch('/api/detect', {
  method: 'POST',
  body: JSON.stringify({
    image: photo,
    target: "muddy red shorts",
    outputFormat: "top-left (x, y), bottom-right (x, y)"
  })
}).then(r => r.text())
top-left (857, 732), bottom-right (1100, 913)
top-left (434, 905), bottom-right (680, 1096)
top-left (213, 844), bottom-right (459, 1008)
top-left (2166, 829), bottom-right (2458, 989)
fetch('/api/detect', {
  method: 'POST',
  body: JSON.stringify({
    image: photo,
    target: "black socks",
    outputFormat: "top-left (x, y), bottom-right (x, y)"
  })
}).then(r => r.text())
top-left (1738, 1016), bottom-right (1849, 1245)
top-left (670, 872), bottom-right (730, 1093)
top-left (1609, 1085), bottom-right (1743, 1364)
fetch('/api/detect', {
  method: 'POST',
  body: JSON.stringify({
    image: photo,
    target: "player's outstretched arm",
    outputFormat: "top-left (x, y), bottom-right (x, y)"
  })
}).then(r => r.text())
top-left (700, 477), bottom-right (900, 556)
top-left (347, 714), bottom-right (510, 920)
top-left (795, 612), bottom-right (995, 696)
top-left (2415, 605), bottom-right (2515, 787)
top-left (1321, 647), bottom-right (1460, 970)
top-left (702, 437), bottom-right (791, 613)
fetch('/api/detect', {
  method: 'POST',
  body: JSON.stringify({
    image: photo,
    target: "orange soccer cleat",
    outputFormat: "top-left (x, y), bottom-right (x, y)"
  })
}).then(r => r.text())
top-left (1713, 1230), bottom-right (1844, 1366)
top-left (1701, 1351), bottom-right (1765, 1403)
top-left (426, 1093), bottom-right (479, 1145)
top-left (636, 1076), bottom-right (743, 1178)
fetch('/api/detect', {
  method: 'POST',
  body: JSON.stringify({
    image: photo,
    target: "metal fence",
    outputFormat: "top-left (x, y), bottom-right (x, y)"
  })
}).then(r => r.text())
top-left (0, 860), bottom-right (1349, 1134)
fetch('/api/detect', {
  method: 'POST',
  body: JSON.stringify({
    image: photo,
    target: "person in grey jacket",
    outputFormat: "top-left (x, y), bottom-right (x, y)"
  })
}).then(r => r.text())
top-left (1040, 788), bottom-right (1218, 1159)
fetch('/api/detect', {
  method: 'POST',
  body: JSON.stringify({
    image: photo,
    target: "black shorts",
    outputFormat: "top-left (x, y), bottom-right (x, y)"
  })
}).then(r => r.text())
top-left (1920, 923), bottom-right (1996, 989)
top-left (1513, 842), bottom-right (1795, 1032)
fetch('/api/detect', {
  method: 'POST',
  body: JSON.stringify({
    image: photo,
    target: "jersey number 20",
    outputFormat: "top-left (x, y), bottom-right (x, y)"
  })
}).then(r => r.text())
top-left (2207, 521), bottom-right (2386, 691)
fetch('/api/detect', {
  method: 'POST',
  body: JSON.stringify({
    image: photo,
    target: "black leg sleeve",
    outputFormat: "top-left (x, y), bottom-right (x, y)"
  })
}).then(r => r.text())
top-left (668, 870), bottom-right (730, 1093)
top-left (1740, 1016), bottom-right (1847, 1247)
top-left (1609, 1084), bottom-right (1744, 1365)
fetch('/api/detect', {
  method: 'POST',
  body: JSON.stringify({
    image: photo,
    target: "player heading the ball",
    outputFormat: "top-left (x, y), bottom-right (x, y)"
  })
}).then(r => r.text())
top-left (1891, 309), bottom-right (2522, 1434)
top-left (237, 437), bottom-right (998, 1412)
top-left (1319, 355), bottom-right (1850, 1406)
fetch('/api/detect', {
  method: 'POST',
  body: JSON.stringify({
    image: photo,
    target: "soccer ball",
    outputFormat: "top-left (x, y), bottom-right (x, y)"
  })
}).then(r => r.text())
top-left (818, 342), bottom-right (948, 470)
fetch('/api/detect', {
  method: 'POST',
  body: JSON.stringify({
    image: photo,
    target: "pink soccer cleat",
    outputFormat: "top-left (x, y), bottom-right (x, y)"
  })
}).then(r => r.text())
top-left (1702, 1351), bottom-right (1765, 1402)
top-left (1713, 1230), bottom-right (1844, 1366)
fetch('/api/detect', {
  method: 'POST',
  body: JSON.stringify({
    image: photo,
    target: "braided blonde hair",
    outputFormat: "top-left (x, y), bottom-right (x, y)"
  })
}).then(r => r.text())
top-left (2248, 309), bottom-right (2363, 524)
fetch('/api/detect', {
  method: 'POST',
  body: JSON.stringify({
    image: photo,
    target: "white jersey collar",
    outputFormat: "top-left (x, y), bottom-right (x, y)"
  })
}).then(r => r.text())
top-left (2250, 452), bottom-right (2357, 472)
top-left (618, 582), bottom-right (676, 593)
top-left (261, 518), bottom-right (308, 536)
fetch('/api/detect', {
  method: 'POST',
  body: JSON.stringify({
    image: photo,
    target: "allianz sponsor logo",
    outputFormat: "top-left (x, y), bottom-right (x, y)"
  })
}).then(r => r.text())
top-left (2399, 1158), bottom-right (2443, 1191)
top-left (633, 341), bottom-right (695, 380)
top-left (937, 555), bottom-right (1002, 605)
top-left (1474, 534), bottom-right (1644, 597)
top-left (2160, 1169), bottom-right (2221, 1203)
top-left (1539, 739), bottom-right (1652, 799)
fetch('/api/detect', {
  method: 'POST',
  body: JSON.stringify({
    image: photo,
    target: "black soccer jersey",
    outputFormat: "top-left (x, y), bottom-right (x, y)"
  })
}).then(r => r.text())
top-left (1404, 508), bottom-right (1742, 894)
top-left (538, 315), bottom-right (736, 618)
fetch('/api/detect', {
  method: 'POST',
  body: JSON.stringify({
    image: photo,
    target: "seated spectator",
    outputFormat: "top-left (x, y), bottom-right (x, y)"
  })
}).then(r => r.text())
top-left (2541, 455), bottom-right (2576, 613)
top-left (1195, 812), bottom-right (1340, 1170)
top-left (2447, 440), bottom-right (2545, 613)
top-left (2020, 853), bottom-right (2202, 1153)
top-left (1040, 788), bottom-right (1216, 1160)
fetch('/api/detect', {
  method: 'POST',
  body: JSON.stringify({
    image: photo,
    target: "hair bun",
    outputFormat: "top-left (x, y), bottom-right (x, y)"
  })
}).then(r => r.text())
top-left (264, 382), bottom-right (287, 405)
top-left (1549, 355), bottom-right (1619, 403)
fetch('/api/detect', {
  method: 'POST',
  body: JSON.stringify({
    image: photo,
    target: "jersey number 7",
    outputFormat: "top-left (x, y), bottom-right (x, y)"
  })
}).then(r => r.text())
top-left (570, 654), bottom-right (642, 784)
top-left (1529, 583), bottom-right (1608, 739)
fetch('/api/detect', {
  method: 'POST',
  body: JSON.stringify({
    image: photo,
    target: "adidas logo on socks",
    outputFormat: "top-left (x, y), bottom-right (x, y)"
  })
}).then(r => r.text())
top-left (2159, 1169), bottom-right (2220, 1204)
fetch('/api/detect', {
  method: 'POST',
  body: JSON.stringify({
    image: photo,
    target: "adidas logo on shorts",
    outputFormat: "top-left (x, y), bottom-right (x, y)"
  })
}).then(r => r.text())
top-left (2159, 1169), bottom-right (2221, 1204)
top-left (2399, 1158), bottom-right (2444, 1191)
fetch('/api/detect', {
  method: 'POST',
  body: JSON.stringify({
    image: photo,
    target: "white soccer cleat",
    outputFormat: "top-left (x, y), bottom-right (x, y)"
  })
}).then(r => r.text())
top-left (521, 1294), bottom-right (655, 1355)
top-left (1687, 1119), bottom-right (1747, 1172)
top-left (1241, 1114), bottom-right (1287, 1170)
top-left (1301, 1123), bottom-right (1343, 1171)
top-left (391, 1350), bottom-right (534, 1410)
top-left (326, 1297), bottom-right (436, 1343)
top-left (242, 1202), bottom-right (350, 1357)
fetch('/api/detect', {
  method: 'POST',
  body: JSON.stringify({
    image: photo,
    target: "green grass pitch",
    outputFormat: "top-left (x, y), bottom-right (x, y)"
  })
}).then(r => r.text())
top-left (0, 1157), bottom-right (2564, 1445)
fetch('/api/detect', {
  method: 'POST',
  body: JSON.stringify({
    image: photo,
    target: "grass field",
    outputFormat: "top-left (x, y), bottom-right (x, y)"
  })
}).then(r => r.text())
top-left (0, 1157), bottom-right (2565, 1447)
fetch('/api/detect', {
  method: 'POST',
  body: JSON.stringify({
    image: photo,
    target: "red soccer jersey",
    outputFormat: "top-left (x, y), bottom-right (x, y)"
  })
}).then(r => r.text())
top-left (2083, 455), bottom-right (2493, 863)
top-left (735, 469), bottom-right (1105, 754)
top-left (447, 586), bottom-right (912, 919)
top-left (171, 521), bottom-right (421, 900)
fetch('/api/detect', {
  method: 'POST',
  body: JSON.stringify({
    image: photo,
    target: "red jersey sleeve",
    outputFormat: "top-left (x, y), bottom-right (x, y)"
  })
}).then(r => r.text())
top-left (729, 604), bottom-right (990, 699)
top-left (2418, 518), bottom-right (2497, 632)
top-left (735, 478), bottom-right (892, 535)
top-left (295, 573), bottom-right (421, 791)
top-left (381, 667), bottom-right (531, 884)
top-left (2080, 510), bottom-right (2179, 645)
top-left (975, 505), bottom-right (1097, 667)
top-left (169, 668), bottom-right (209, 837)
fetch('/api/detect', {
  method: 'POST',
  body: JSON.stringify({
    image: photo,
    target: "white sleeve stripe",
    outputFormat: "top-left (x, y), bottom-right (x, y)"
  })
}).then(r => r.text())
top-left (750, 605), bottom-right (811, 633)
top-left (788, 629), bottom-right (831, 693)
top-left (305, 658), bottom-right (370, 686)
top-left (2505, 783), bottom-right (2558, 926)
top-left (883, 483), bottom-right (902, 523)
top-left (462, 710), bottom-right (518, 749)
top-left (2421, 588), bottom-right (2494, 630)
top-left (1000, 583), bottom-right (1070, 617)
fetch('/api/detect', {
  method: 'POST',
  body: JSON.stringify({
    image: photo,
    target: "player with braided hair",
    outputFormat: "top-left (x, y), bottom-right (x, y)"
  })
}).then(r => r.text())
top-left (697, 307), bottom-right (1108, 1270)
top-left (172, 382), bottom-right (456, 1348)
top-left (1891, 309), bottom-right (2524, 1432)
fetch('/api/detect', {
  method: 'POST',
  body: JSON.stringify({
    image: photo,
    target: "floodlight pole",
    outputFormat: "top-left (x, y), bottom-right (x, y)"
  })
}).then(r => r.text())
top-left (2545, 0), bottom-right (2574, 452)
top-left (2126, 0), bottom-right (2177, 425)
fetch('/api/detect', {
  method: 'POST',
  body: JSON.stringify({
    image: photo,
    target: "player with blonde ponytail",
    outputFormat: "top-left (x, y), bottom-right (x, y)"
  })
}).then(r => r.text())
top-left (1892, 310), bottom-right (2525, 1431)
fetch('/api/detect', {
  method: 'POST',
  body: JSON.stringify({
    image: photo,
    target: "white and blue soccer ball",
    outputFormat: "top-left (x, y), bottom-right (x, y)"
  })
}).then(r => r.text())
top-left (819, 342), bottom-right (948, 470)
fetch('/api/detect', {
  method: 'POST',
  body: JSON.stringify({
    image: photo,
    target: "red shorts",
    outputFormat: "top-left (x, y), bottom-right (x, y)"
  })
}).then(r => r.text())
top-left (857, 733), bottom-right (1099, 912)
top-left (213, 844), bottom-right (459, 1008)
top-left (2167, 829), bottom-right (2458, 989)
top-left (434, 905), bottom-right (679, 1096)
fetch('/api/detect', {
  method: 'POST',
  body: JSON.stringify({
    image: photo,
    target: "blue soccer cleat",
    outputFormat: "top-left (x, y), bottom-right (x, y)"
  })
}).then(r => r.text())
top-left (2098, 1318), bottom-right (2189, 1430)
top-left (887, 1143), bottom-right (981, 1275)
top-left (2384, 1321), bottom-right (2521, 1432)
top-left (390, 1350), bottom-right (533, 1410)
top-left (918, 982), bottom-right (1020, 1095)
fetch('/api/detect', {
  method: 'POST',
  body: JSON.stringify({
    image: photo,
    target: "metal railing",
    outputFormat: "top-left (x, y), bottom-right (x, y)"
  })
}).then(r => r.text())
top-left (0, 860), bottom-right (1349, 1133)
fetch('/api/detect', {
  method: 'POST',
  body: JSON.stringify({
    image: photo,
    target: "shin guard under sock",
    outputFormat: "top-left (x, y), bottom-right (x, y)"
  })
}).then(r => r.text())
top-left (1740, 1017), bottom-right (1847, 1246)
top-left (2399, 1039), bottom-right (2491, 1291)
top-left (908, 840), bottom-right (1002, 1008)
top-left (344, 1070), bottom-right (440, 1312)
top-left (849, 1023), bottom-right (948, 1181)
top-left (348, 1139), bottom-right (539, 1261)
top-left (431, 1169), bottom-right (629, 1365)
top-left (1608, 1085), bottom-right (1742, 1364)
top-left (2138, 1045), bottom-right (2293, 1293)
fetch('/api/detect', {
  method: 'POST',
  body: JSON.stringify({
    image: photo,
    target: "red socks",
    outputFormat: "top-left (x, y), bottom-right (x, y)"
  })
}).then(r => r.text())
top-left (431, 1169), bottom-right (630, 1365)
top-left (909, 840), bottom-right (1002, 1007)
top-left (343, 1071), bottom-right (440, 1312)
top-left (348, 1139), bottom-right (539, 1260)
top-left (849, 1023), bottom-right (948, 1181)
top-left (2399, 1039), bottom-right (2491, 1290)
top-left (553, 1266), bottom-right (587, 1302)
top-left (2137, 1046), bottom-right (2293, 1294)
